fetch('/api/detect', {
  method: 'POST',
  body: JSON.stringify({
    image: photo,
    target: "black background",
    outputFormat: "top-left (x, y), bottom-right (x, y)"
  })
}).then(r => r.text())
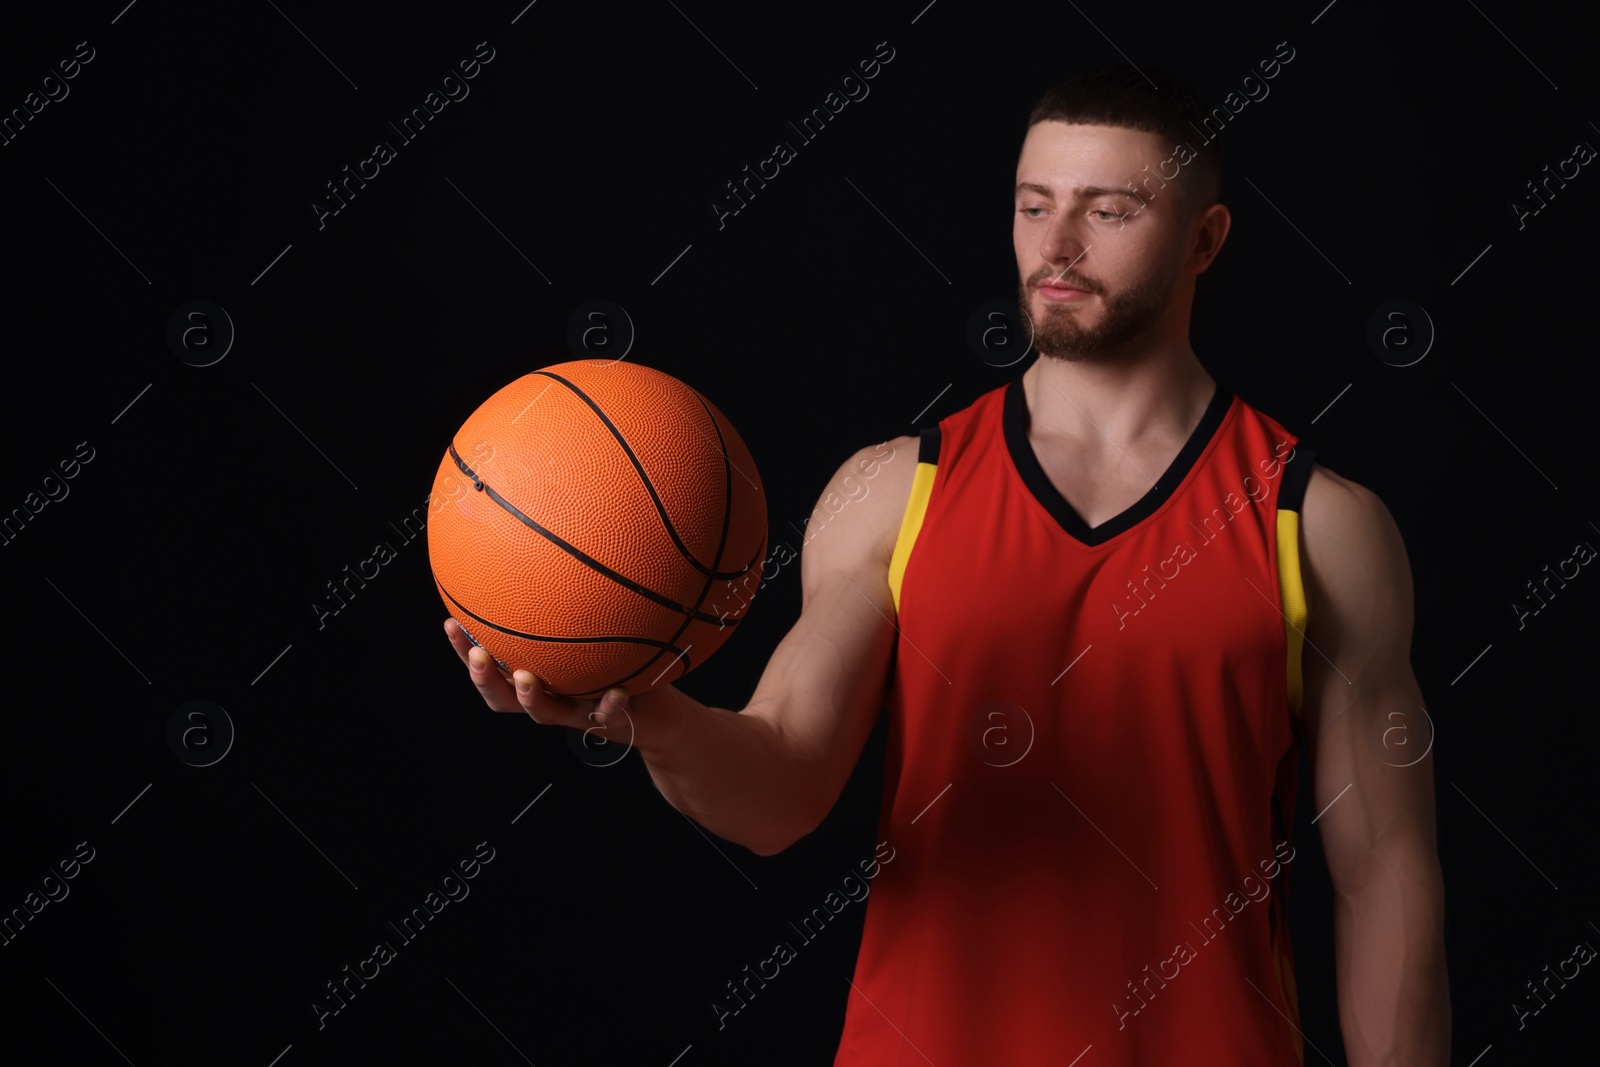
top-left (1, 0), bottom-right (1596, 1064)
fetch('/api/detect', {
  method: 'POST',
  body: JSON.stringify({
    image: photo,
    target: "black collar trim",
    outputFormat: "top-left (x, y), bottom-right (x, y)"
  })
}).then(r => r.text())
top-left (1002, 373), bottom-right (1234, 546)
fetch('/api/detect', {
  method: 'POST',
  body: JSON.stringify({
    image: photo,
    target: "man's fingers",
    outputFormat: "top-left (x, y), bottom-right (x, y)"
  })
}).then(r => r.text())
top-left (447, 617), bottom-right (594, 726)
top-left (466, 646), bottom-right (522, 712)
top-left (444, 617), bottom-right (478, 668)
top-left (511, 670), bottom-right (590, 727)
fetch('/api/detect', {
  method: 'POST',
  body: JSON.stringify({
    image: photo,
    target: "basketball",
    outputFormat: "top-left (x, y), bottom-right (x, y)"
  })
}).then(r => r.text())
top-left (427, 360), bottom-right (767, 699)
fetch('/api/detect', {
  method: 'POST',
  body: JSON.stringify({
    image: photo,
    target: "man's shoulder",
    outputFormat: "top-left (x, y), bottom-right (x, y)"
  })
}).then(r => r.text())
top-left (1303, 463), bottom-right (1393, 539)
top-left (1300, 462), bottom-right (1410, 633)
top-left (801, 436), bottom-right (922, 575)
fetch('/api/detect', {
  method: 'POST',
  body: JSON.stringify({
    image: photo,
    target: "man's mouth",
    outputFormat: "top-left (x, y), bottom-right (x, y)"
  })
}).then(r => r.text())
top-left (1038, 280), bottom-right (1093, 301)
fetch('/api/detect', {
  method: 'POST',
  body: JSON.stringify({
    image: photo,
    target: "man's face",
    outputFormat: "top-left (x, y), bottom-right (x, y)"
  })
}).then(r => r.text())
top-left (1013, 121), bottom-right (1188, 362)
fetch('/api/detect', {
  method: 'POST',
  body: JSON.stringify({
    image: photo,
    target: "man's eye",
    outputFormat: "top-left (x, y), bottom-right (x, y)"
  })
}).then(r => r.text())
top-left (1020, 207), bottom-right (1047, 218)
top-left (1093, 209), bottom-right (1126, 221)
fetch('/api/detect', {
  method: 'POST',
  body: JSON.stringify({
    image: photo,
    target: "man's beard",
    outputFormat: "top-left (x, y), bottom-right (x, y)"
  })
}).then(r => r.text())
top-left (1019, 261), bottom-right (1178, 362)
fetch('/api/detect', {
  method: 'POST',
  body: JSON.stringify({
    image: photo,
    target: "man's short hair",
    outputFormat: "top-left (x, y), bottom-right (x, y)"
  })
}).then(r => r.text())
top-left (1026, 66), bottom-right (1223, 220)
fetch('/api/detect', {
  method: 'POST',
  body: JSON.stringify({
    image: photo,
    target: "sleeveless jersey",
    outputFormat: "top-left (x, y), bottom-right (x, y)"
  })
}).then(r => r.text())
top-left (833, 372), bottom-right (1317, 1066)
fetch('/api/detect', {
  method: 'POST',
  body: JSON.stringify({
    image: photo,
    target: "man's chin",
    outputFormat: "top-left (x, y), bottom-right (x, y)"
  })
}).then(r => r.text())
top-left (1034, 328), bottom-right (1133, 362)
top-left (1034, 336), bottom-right (1090, 361)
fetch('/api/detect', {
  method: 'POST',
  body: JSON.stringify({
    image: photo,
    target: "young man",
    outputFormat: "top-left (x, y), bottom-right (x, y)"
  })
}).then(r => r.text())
top-left (448, 65), bottom-right (1450, 1066)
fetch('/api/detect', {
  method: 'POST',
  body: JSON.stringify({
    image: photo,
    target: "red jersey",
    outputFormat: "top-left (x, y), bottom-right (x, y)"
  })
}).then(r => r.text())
top-left (833, 372), bottom-right (1317, 1066)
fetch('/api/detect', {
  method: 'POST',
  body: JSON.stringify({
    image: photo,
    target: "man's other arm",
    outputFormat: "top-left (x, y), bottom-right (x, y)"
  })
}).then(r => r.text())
top-left (1300, 463), bottom-right (1450, 1066)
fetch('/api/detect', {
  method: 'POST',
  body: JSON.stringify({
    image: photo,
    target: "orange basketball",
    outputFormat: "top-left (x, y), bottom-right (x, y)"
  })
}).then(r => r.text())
top-left (427, 360), bottom-right (766, 698)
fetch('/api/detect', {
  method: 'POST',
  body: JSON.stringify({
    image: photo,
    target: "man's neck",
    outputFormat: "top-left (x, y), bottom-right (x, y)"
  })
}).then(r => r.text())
top-left (1021, 347), bottom-right (1216, 451)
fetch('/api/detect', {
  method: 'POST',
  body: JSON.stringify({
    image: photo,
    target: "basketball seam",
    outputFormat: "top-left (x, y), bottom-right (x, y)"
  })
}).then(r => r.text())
top-left (599, 386), bottom-right (751, 693)
top-left (448, 441), bottom-right (733, 628)
top-left (436, 577), bottom-right (695, 650)
top-left (533, 370), bottom-right (753, 581)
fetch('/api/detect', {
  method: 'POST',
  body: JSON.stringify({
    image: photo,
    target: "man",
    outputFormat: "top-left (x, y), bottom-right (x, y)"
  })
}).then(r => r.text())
top-left (447, 65), bottom-right (1450, 1066)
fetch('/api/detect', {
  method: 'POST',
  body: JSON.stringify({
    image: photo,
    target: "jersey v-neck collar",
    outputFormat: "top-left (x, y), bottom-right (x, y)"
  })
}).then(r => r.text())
top-left (1001, 372), bottom-right (1235, 547)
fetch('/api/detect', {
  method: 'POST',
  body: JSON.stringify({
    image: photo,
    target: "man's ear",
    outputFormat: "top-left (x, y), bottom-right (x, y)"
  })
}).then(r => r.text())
top-left (1188, 200), bottom-right (1232, 273)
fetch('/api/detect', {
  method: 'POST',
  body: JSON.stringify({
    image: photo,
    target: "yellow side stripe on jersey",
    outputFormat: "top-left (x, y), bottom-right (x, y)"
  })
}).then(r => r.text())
top-left (1276, 507), bottom-right (1308, 716)
top-left (888, 461), bottom-right (938, 615)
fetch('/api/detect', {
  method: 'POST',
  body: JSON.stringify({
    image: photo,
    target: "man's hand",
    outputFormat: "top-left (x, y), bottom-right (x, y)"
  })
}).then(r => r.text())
top-left (443, 617), bottom-right (626, 732)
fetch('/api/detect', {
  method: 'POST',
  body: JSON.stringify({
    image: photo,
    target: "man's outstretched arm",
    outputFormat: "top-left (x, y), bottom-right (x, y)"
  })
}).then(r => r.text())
top-left (447, 437), bottom-right (914, 857)
top-left (1300, 464), bottom-right (1450, 1066)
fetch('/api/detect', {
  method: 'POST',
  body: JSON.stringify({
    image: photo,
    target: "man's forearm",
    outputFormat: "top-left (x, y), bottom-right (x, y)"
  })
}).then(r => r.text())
top-left (1333, 853), bottom-right (1451, 1066)
top-left (621, 685), bottom-right (814, 857)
